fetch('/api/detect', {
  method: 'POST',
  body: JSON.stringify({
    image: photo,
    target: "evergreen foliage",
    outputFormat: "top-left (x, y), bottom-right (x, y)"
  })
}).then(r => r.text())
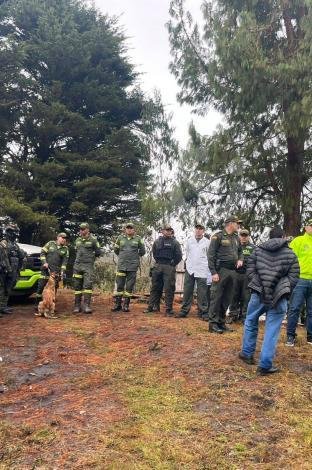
top-left (168, 0), bottom-right (312, 235)
top-left (0, 0), bottom-right (150, 243)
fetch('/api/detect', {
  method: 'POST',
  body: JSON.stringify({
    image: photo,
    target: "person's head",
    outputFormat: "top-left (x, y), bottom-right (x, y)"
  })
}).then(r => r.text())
top-left (79, 222), bottom-right (90, 238)
top-left (305, 218), bottom-right (312, 235)
top-left (194, 223), bottom-right (205, 239)
top-left (56, 232), bottom-right (67, 245)
top-left (239, 228), bottom-right (250, 244)
top-left (162, 223), bottom-right (174, 238)
top-left (224, 215), bottom-right (242, 234)
top-left (5, 223), bottom-right (19, 241)
top-left (269, 226), bottom-right (284, 239)
top-left (124, 223), bottom-right (135, 236)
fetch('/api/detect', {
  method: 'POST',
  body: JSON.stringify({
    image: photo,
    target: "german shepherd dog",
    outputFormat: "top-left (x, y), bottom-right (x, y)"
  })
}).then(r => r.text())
top-left (37, 272), bottom-right (57, 319)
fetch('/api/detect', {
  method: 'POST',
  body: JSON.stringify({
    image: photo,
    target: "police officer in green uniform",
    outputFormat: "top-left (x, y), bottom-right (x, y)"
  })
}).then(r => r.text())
top-left (1, 224), bottom-right (25, 314)
top-left (228, 229), bottom-right (255, 323)
top-left (73, 223), bottom-right (102, 314)
top-left (144, 224), bottom-right (182, 316)
top-left (112, 223), bottom-right (146, 312)
top-left (35, 232), bottom-right (69, 311)
top-left (0, 229), bottom-right (12, 317)
top-left (208, 215), bottom-right (243, 333)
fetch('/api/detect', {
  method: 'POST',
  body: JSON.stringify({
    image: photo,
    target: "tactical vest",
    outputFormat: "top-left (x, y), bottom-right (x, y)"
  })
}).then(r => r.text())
top-left (154, 237), bottom-right (175, 265)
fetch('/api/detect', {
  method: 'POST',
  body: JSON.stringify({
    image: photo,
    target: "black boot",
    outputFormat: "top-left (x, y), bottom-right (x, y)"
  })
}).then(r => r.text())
top-left (111, 296), bottom-right (122, 312)
top-left (122, 297), bottom-right (130, 312)
top-left (83, 293), bottom-right (92, 314)
top-left (73, 294), bottom-right (82, 313)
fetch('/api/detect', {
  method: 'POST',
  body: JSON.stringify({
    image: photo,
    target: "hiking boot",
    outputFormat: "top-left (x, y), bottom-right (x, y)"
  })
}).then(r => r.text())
top-left (238, 352), bottom-right (255, 365)
top-left (307, 337), bottom-right (312, 345)
top-left (175, 311), bottom-right (188, 318)
top-left (256, 366), bottom-right (279, 376)
top-left (219, 324), bottom-right (234, 333)
top-left (201, 314), bottom-right (209, 322)
top-left (122, 297), bottom-right (130, 312)
top-left (208, 324), bottom-right (223, 334)
top-left (111, 296), bottom-right (122, 312)
top-left (165, 308), bottom-right (175, 316)
top-left (285, 336), bottom-right (295, 347)
top-left (143, 306), bottom-right (155, 314)
top-left (73, 294), bottom-right (82, 313)
top-left (83, 293), bottom-right (92, 314)
top-left (0, 307), bottom-right (12, 315)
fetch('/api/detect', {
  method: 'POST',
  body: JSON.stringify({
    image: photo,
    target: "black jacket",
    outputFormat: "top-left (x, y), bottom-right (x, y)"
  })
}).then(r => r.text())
top-left (247, 238), bottom-right (299, 307)
top-left (153, 236), bottom-right (182, 266)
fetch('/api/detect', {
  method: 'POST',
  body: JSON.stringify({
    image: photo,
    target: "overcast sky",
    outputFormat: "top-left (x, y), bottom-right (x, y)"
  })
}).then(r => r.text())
top-left (94, 0), bottom-right (221, 147)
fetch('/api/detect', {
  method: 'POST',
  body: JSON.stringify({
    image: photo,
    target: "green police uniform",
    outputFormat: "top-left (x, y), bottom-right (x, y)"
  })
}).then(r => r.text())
top-left (36, 240), bottom-right (69, 300)
top-left (73, 233), bottom-right (102, 313)
top-left (208, 230), bottom-right (243, 330)
top-left (112, 234), bottom-right (146, 311)
top-left (0, 240), bottom-right (12, 315)
top-left (228, 242), bottom-right (255, 322)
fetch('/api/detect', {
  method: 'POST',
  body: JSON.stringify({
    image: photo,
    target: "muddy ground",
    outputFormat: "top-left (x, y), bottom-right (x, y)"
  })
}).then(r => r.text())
top-left (0, 290), bottom-right (312, 469)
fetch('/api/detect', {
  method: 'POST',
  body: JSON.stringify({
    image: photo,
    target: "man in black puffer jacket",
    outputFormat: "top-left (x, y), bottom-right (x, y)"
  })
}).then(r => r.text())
top-left (239, 227), bottom-right (299, 375)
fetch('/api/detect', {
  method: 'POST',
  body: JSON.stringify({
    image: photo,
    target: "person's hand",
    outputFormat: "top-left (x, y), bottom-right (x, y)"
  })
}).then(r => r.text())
top-left (61, 271), bottom-right (66, 280)
top-left (43, 263), bottom-right (49, 269)
top-left (212, 273), bottom-right (219, 283)
top-left (236, 260), bottom-right (243, 268)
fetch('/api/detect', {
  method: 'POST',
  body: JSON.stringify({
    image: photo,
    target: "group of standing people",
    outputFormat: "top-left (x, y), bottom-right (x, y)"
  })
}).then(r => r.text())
top-left (1, 215), bottom-right (311, 377)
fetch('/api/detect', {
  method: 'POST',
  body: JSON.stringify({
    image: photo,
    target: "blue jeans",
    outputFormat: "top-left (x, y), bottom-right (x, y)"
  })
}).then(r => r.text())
top-left (241, 293), bottom-right (287, 369)
top-left (287, 279), bottom-right (312, 339)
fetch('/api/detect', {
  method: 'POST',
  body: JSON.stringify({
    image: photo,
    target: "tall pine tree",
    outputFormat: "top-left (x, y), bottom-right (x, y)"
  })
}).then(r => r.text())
top-left (168, 0), bottom-right (312, 235)
top-left (0, 0), bottom-right (150, 242)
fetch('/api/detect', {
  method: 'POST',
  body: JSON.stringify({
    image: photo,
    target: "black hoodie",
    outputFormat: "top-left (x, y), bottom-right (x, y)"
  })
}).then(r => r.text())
top-left (247, 238), bottom-right (299, 307)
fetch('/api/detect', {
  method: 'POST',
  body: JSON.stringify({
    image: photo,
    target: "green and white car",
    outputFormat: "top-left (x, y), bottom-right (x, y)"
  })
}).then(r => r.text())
top-left (11, 243), bottom-right (42, 298)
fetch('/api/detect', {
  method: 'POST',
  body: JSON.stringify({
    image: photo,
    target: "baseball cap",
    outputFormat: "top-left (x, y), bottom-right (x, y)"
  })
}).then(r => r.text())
top-left (225, 215), bottom-right (243, 224)
top-left (162, 223), bottom-right (173, 231)
top-left (195, 222), bottom-right (205, 229)
top-left (57, 232), bottom-right (67, 238)
top-left (125, 222), bottom-right (134, 229)
top-left (79, 222), bottom-right (90, 230)
top-left (239, 229), bottom-right (249, 236)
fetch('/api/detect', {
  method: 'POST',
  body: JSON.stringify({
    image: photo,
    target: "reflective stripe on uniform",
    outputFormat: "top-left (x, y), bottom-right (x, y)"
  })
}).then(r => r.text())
top-left (73, 273), bottom-right (83, 278)
top-left (40, 275), bottom-right (49, 280)
top-left (83, 289), bottom-right (93, 294)
top-left (61, 265), bottom-right (66, 270)
top-left (116, 271), bottom-right (126, 277)
top-left (74, 291), bottom-right (83, 295)
top-left (123, 291), bottom-right (132, 298)
top-left (113, 290), bottom-right (124, 296)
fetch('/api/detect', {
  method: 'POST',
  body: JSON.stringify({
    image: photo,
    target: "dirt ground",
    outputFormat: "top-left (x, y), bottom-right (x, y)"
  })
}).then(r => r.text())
top-left (1, 290), bottom-right (312, 469)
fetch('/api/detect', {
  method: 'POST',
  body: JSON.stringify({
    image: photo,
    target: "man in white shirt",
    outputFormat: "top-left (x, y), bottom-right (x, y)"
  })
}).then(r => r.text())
top-left (176, 223), bottom-right (211, 318)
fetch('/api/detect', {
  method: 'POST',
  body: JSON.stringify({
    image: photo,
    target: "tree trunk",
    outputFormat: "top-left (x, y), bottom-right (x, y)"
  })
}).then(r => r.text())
top-left (283, 136), bottom-right (304, 236)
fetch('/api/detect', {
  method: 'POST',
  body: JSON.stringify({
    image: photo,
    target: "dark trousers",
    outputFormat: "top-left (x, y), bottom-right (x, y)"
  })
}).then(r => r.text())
top-left (228, 272), bottom-right (250, 320)
top-left (149, 264), bottom-right (176, 310)
top-left (208, 267), bottom-right (235, 326)
top-left (115, 270), bottom-right (137, 298)
top-left (180, 271), bottom-right (209, 316)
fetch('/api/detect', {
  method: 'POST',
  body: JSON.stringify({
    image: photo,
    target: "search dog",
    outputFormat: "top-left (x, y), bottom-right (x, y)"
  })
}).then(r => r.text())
top-left (37, 272), bottom-right (57, 319)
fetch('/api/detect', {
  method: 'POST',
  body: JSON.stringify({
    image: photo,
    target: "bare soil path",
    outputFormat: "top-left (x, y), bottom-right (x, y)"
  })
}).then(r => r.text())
top-left (1, 291), bottom-right (312, 469)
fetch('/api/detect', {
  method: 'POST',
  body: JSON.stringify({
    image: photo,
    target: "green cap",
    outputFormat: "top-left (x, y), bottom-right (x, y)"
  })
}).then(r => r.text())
top-left (125, 222), bottom-right (134, 229)
top-left (162, 223), bottom-right (173, 231)
top-left (79, 222), bottom-right (89, 230)
top-left (239, 229), bottom-right (249, 236)
top-left (57, 232), bottom-right (67, 238)
top-left (225, 215), bottom-right (243, 224)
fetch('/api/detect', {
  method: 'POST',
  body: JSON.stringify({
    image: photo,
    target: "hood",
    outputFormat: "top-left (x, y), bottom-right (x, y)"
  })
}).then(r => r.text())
top-left (259, 238), bottom-right (288, 252)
